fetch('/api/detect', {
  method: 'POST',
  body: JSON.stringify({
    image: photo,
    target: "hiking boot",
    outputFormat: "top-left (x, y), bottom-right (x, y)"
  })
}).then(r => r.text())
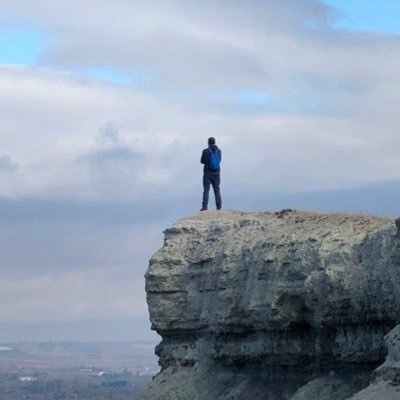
top-left (200, 208), bottom-right (208, 211)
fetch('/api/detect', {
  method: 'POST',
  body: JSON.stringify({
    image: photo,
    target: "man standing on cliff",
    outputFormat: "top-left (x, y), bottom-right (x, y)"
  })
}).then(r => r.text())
top-left (200, 137), bottom-right (222, 211)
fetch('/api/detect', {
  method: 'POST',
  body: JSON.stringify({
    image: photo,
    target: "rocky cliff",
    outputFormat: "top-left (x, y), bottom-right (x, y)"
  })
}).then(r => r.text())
top-left (141, 210), bottom-right (400, 400)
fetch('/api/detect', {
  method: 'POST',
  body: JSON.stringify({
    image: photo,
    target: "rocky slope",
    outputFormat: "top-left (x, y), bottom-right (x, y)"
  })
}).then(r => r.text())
top-left (141, 210), bottom-right (400, 400)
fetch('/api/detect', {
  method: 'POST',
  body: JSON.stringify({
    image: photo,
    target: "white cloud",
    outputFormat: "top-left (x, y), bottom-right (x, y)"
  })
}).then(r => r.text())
top-left (2, 56), bottom-right (400, 200)
top-left (0, 2), bottom-right (400, 199)
top-left (0, 268), bottom-right (147, 323)
top-left (0, 155), bottom-right (18, 171)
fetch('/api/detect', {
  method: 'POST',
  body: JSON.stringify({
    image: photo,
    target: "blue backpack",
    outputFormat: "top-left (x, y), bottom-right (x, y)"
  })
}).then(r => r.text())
top-left (209, 148), bottom-right (220, 170)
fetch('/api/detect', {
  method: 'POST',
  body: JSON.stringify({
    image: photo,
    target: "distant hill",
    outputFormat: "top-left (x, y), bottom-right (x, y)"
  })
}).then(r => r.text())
top-left (0, 342), bottom-right (159, 371)
top-left (0, 348), bottom-right (39, 360)
top-left (5, 341), bottom-right (158, 357)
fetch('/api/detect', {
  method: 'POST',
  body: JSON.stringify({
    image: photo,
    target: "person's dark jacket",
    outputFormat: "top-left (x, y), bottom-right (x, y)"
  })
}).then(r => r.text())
top-left (201, 145), bottom-right (222, 173)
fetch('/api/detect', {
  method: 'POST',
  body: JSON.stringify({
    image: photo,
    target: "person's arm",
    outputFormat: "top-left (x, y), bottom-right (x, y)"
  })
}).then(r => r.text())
top-left (218, 149), bottom-right (222, 162)
top-left (201, 149), bottom-right (206, 164)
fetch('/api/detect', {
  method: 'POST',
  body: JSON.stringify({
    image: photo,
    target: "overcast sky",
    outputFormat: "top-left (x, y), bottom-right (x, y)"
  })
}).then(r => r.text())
top-left (1, 0), bottom-right (400, 342)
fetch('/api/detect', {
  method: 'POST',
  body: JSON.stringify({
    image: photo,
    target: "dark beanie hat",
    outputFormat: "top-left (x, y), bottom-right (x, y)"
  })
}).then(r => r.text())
top-left (208, 137), bottom-right (216, 145)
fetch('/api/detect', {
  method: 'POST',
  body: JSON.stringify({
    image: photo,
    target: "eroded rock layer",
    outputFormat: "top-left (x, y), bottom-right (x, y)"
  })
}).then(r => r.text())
top-left (141, 210), bottom-right (400, 400)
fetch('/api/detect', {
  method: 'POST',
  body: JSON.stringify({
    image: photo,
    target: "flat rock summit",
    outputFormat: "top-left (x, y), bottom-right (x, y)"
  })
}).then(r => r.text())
top-left (140, 210), bottom-right (400, 400)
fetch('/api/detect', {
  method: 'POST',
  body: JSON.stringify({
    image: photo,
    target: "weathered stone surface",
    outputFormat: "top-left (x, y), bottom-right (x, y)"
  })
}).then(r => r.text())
top-left (345, 324), bottom-right (400, 400)
top-left (289, 371), bottom-right (370, 400)
top-left (140, 210), bottom-right (400, 399)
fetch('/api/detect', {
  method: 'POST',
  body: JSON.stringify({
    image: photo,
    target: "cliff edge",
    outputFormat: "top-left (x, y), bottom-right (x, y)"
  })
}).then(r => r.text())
top-left (141, 210), bottom-right (400, 400)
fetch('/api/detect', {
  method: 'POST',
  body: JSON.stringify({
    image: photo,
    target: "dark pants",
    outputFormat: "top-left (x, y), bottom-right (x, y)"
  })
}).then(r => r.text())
top-left (202, 171), bottom-right (222, 209)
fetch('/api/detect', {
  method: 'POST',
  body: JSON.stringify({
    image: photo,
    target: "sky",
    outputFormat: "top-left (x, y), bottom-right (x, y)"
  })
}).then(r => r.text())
top-left (1, 0), bottom-right (400, 342)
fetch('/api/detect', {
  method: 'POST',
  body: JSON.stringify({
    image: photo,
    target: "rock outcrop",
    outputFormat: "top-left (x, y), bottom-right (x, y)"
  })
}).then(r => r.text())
top-left (141, 210), bottom-right (400, 400)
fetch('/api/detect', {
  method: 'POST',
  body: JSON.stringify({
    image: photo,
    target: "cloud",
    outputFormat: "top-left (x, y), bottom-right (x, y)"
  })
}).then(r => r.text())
top-left (0, 268), bottom-right (148, 323)
top-left (0, 155), bottom-right (18, 171)
top-left (0, 199), bottom-right (165, 277)
top-left (2, 53), bottom-right (400, 201)
top-left (82, 147), bottom-right (142, 169)
top-left (0, 2), bottom-right (400, 202)
top-left (97, 122), bottom-right (120, 145)
top-left (0, 0), bottom-right (356, 95)
top-left (80, 147), bottom-right (143, 192)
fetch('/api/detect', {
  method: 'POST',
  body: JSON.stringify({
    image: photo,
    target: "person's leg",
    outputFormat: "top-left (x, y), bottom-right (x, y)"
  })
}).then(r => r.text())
top-left (211, 172), bottom-right (222, 210)
top-left (202, 173), bottom-right (211, 210)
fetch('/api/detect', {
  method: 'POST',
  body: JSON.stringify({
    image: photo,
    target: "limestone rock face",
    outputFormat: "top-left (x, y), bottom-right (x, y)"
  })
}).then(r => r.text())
top-left (346, 324), bottom-right (400, 400)
top-left (141, 210), bottom-right (400, 400)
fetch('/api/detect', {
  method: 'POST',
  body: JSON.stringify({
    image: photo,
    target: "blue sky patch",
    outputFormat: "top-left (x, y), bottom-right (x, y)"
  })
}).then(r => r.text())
top-left (0, 27), bottom-right (45, 65)
top-left (325, 0), bottom-right (400, 33)
top-left (0, 26), bottom-right (147, 86)
top-left (209, 90), bottom-right (274, 106)
top-left (79, 68), bottom-right (149, 85)
top-left (73, 68), bottom-right (150, 85)
top-left (234, 91), bottom-right (273, 106)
